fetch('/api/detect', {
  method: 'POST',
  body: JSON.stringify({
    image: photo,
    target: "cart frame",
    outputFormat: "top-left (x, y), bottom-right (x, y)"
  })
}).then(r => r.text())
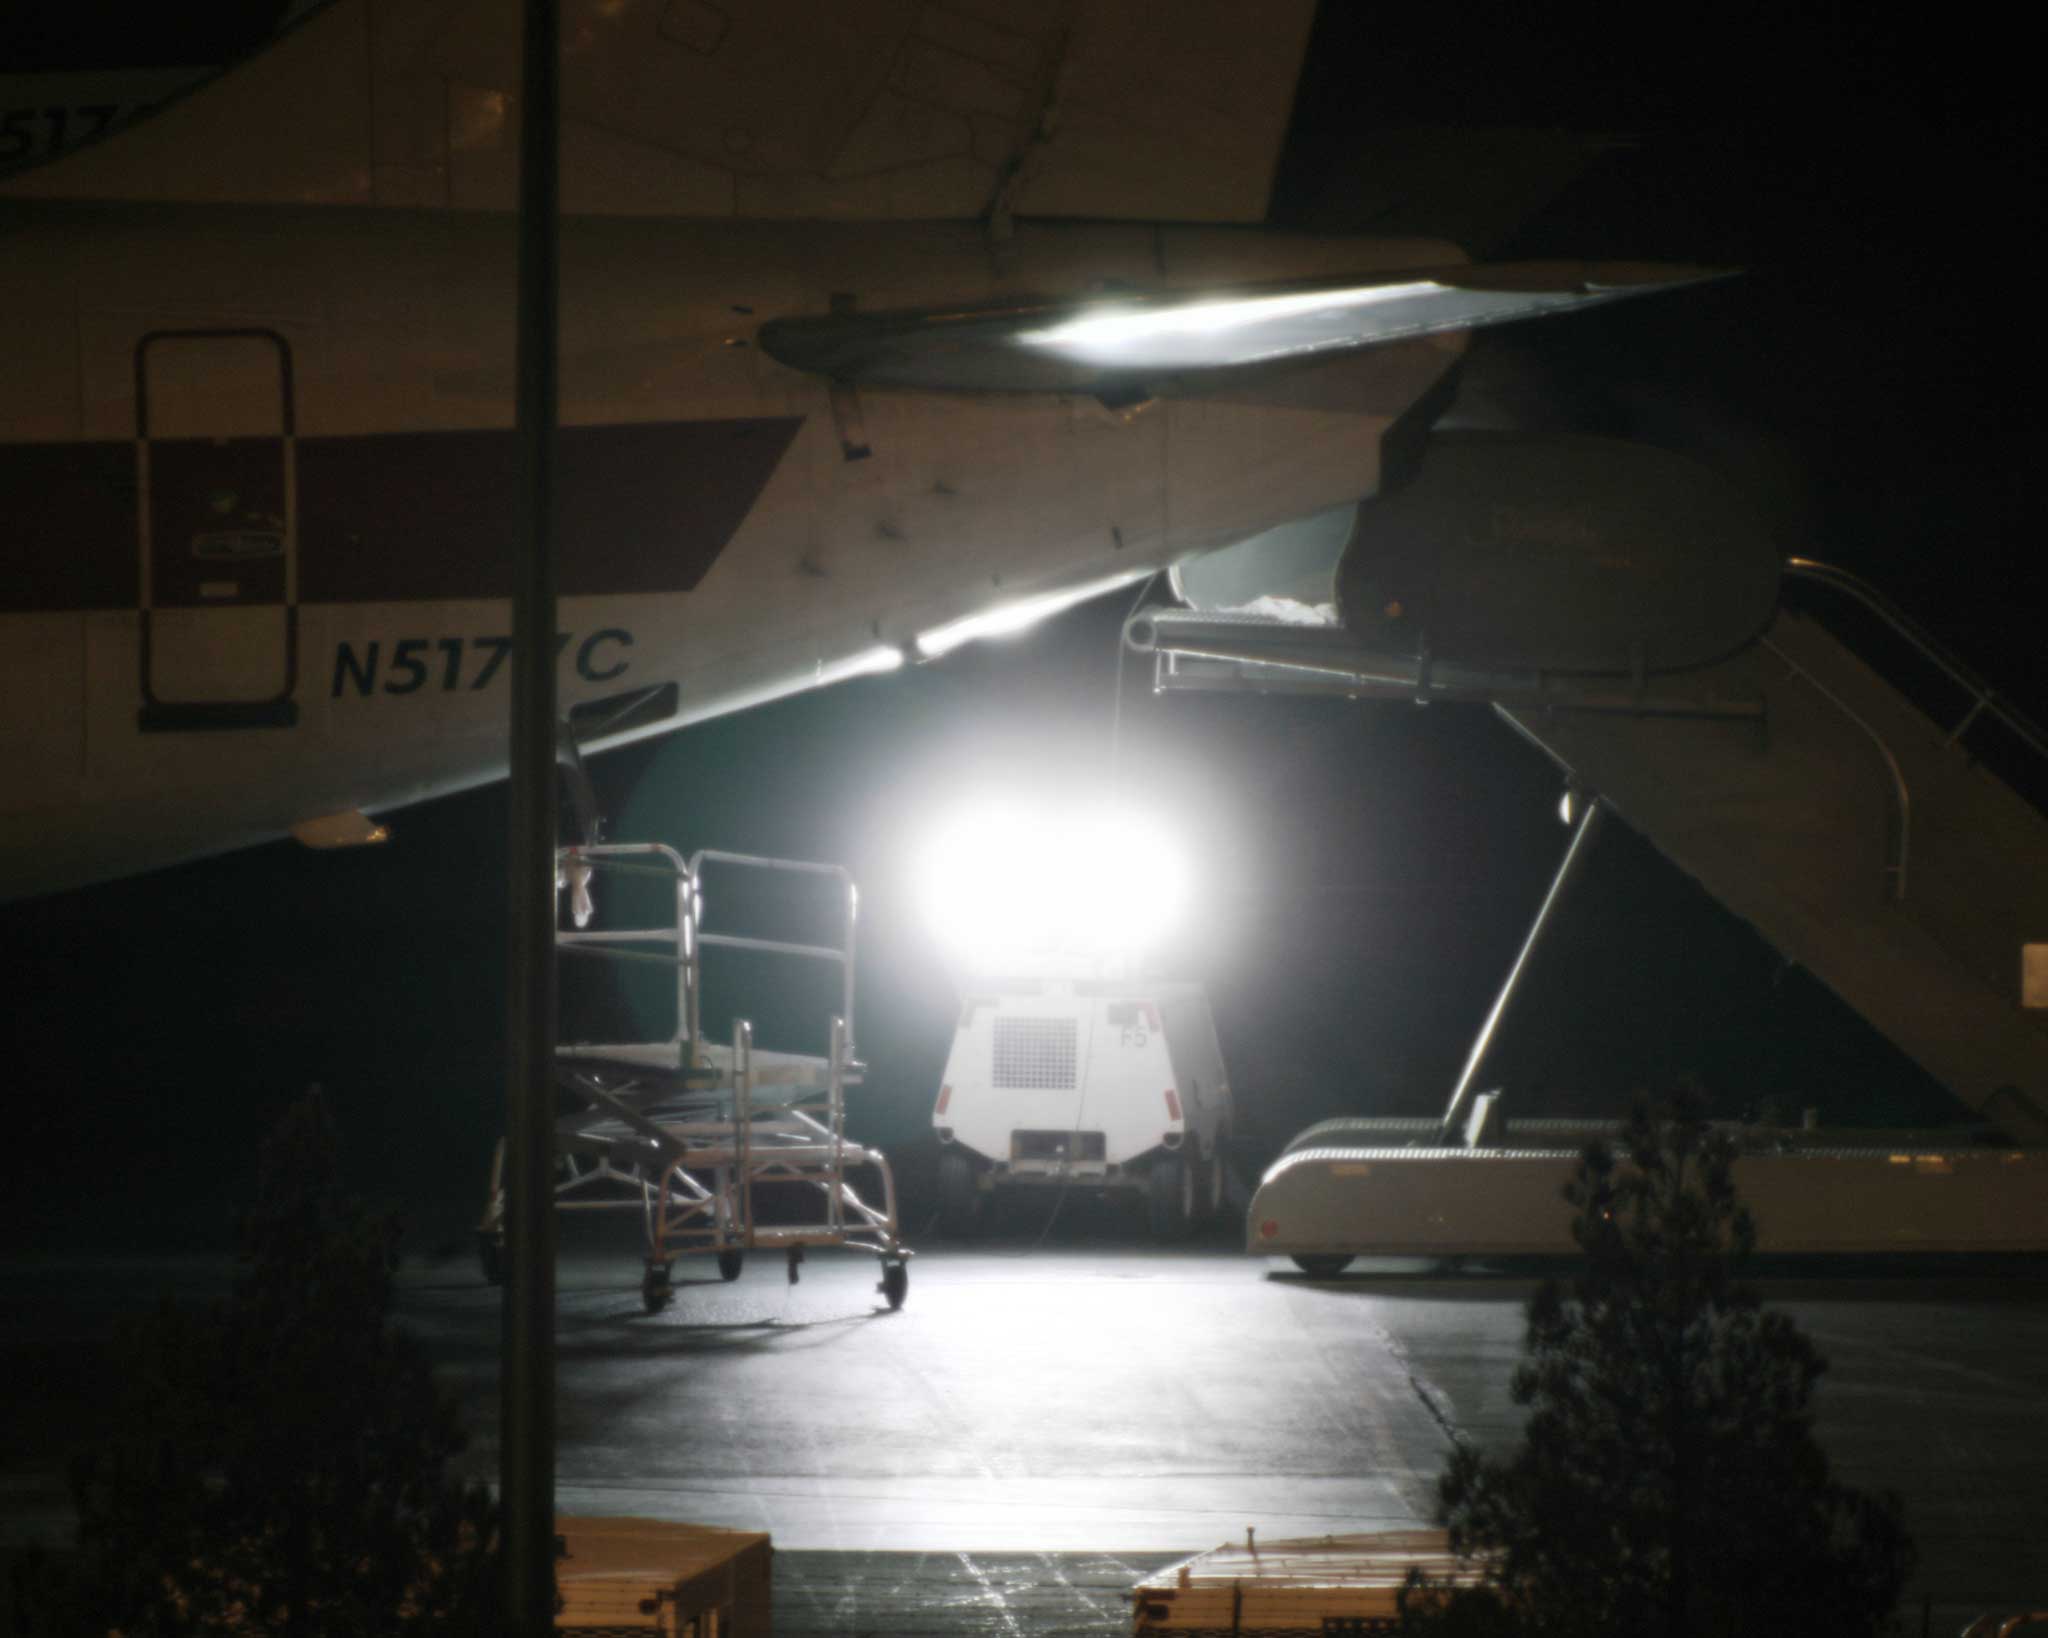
top-left (478, 843), bottom-right (910, 1310)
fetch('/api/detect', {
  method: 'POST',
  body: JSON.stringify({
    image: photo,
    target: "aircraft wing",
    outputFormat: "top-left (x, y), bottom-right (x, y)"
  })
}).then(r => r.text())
top-left (759, 261), bottom-right (1734, 394)
top-left (3, 0), bottom-right (1316, 222)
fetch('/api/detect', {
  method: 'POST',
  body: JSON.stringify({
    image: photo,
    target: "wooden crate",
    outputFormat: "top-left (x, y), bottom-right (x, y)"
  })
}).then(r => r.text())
top-left (556, 1516), bottom-right (770, 1637)
top-left (1132, 1529), bottom-right (1489, 1635)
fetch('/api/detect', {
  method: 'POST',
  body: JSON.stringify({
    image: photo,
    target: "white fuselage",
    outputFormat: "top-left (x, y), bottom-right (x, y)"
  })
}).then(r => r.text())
top-left (0, 204), bottom-right (1461, 898)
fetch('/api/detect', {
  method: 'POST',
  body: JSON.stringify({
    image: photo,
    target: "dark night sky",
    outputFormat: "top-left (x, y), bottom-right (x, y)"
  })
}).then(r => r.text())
top-left (3, 7), bottom-right (2037, 1249)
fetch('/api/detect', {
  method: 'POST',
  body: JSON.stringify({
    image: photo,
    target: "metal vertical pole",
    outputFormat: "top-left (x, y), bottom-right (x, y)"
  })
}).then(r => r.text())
top-left (1444, 796), bottom-right (1606, 1121)
top-left (503, 0), bottom-right (559, 1627)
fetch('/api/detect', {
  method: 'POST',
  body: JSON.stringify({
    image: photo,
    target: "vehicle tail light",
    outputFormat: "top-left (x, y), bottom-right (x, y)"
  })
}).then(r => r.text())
top-left (935, 1084), bottom-right (952, 1115)
top-left (1164, 1088), bottom-right (1181, 1122)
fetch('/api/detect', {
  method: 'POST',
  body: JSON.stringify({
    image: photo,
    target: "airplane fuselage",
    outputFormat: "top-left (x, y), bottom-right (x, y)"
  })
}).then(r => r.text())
top-left (0, 200), bottom-right (1461, 898)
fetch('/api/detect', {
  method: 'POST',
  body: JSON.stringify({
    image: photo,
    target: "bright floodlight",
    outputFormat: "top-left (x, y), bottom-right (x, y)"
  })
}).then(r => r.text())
top-left (913, 799), bottom-right (1192, 974)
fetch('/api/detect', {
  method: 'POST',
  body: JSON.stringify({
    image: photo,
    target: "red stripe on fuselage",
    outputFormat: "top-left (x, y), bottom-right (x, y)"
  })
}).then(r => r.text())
top-left (0, 416), bottom-right (803, 613)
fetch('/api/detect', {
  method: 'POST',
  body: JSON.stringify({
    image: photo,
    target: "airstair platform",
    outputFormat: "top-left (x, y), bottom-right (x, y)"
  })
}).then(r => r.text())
top-left (1139, 561), bottom-right (2048, 1140)
top-left (1495, 593), bottom-right (2048, 1140)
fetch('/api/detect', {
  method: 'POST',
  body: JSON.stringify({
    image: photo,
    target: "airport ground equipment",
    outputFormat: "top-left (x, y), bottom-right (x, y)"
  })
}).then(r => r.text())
top-left (1249, 1112), bottom-right (2048, 1270)
top-left (932, 977), bottom-right (1232, 1237)
top-left (1132, 1529), bottom-right (1489, 1634)
top-left (1242, 734), bottom-right (2048, 1268)
top-left (1135, 433), bottom-right (2048, 1146)
top-left (478, 844), bottom-right (910, 1311)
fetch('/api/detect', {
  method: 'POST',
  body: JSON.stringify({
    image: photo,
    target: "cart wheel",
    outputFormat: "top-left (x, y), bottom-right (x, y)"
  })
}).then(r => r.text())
top-left (1291, 1254), bottom-right (1353, 1279)
top-left (937, 1150), bottom-right (980, 1236)
top-left (641, 1262), bottom-right (673, 1313)
top-left (879, 1257), bottom-right (908, 1311)
top-left (478, 1232), bottom-right (506, 1287)
top-left (1148, 1153), bottom-right (1193, 1240)
top-left (716, 1249), bottom-right (744, 1283)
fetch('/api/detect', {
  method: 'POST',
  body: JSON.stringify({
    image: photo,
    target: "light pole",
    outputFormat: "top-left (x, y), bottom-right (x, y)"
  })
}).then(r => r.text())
top-left (503, 0), bottom-right (559, 1626)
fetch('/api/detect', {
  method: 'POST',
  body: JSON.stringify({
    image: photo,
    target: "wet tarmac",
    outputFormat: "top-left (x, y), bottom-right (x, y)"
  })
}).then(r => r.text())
top-left (4, 1242), bottom-right (2045, 1634)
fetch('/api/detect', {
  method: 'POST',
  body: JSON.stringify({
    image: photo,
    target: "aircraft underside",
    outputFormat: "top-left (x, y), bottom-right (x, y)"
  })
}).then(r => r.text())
top-left (0, 205), bottom-right (1484, 897)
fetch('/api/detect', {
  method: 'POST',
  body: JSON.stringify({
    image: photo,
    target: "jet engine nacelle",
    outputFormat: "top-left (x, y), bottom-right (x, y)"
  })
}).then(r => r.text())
top-left (1167, 434), bottom-right (1781, 682)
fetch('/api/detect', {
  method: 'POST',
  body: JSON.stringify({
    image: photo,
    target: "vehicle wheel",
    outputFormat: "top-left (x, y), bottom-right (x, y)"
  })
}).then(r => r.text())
top-left (1291, 1253), bottom-right (1353, 1279)
top-left (937, 1150), bottom-right (980, 1236)
top-left (641, 1262), bottom-right (673, 1313)
top-left (478, 1232), bottom-right (506, 1287)
top-left (1148, 1153), bottom-right (1193, 1240)
top-left (716, 1249), bottom-right (744, 1282)
top-left (1203, 1140), bottom-right (1226, 1220)
top-left (879, 1257), bottom-right (908, 1311)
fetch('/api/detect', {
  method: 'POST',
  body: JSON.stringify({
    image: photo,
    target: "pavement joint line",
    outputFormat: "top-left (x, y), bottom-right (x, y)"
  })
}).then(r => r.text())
top-left (1366, 1316), bottom-right (1468, 1450)
top-left (1406, 1367), bottom-right (1467, 1449)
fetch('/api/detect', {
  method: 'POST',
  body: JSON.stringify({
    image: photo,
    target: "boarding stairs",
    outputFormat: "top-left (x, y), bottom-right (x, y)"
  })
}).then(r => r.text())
top-left (479, 844), bottom-right (909, 1311)
top-left (1138, 561), bottom-right (2048, 1141)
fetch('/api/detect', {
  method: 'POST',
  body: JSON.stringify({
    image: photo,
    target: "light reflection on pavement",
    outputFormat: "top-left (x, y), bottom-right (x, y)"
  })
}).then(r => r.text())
top-left (5, 1245), bottom-right (2044, 1634)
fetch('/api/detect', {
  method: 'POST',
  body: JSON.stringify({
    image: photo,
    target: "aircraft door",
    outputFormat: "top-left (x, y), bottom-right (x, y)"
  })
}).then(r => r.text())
top-left (136, 329), bottom-right (298, 730)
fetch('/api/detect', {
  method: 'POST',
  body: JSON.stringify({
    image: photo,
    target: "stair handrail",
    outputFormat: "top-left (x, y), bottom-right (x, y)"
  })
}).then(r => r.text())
top-left (1782, 558), bottom-right (2048, 767)
top-left (1759, 634), bottom-right (1911, 902)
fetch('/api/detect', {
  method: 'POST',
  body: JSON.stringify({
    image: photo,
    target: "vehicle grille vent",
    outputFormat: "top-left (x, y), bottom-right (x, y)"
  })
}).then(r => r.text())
top-left (992, 1016), bottom-right (1078, 1089)
top-left (1013, 1130), bottom-right (1106, 1161)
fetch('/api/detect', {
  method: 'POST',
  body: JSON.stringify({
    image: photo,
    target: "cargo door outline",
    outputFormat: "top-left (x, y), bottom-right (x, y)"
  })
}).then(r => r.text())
top-left (136, 328), bottom-right (299, 731)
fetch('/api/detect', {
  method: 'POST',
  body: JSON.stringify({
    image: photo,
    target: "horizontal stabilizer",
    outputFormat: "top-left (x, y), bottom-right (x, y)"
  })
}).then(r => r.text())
top-left (758, 261), bottom-right (1732, 393)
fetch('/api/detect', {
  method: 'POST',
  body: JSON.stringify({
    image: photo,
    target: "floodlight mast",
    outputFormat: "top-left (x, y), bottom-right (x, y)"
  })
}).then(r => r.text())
top-left (502, 0), bottom-right (559, 1628)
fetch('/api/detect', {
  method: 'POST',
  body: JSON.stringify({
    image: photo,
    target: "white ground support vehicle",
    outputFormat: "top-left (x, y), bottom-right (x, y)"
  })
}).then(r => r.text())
top-left (931, 977), bottom-right (1232, 1237)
